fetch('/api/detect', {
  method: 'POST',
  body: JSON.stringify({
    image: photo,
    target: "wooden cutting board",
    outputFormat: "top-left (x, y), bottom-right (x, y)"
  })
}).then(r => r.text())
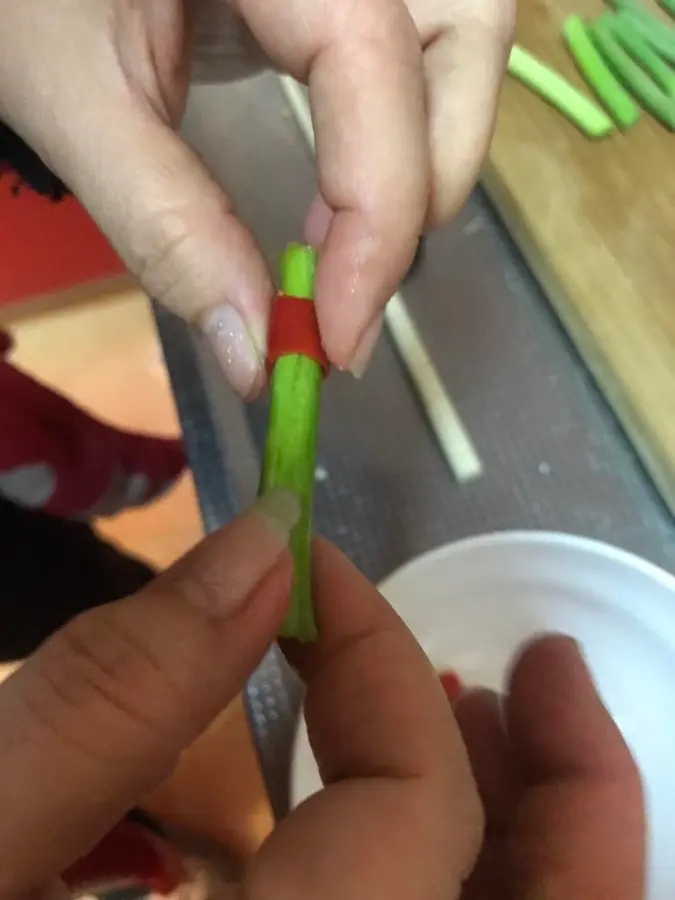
top-left (484, 0), bottom-right (675, 513)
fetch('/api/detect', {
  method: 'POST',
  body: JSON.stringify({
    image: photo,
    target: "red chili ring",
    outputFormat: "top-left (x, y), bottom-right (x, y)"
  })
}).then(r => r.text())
top-left (266, 293), bottom-right (329, 377)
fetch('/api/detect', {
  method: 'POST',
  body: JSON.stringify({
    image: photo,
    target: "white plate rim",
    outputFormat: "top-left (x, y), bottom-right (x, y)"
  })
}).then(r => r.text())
top-left (291, 530), bottom-right (675, 898)
top-left (377, 529), bottom-right (675, 596)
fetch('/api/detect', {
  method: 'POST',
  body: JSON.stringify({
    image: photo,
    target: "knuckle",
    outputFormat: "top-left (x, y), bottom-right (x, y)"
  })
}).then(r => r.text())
top-left (31, 607), bottom-right (174, 757)
top-left (131, 194), bottom-right (230, 318)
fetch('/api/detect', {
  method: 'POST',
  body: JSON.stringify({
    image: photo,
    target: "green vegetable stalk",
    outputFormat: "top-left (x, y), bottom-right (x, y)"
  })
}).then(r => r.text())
top-left (592, 15), bottom-right (675, 130)
top-left (563, 14), bottom-right (640, 127)
top-left (259, 243), bottom-right (322, 643)
top-left (507, 44), bottom-right (615, 137)
top-left (609, 13), bottom-right (675, 96)
top-left (609, 0), bottom-right (675, 62)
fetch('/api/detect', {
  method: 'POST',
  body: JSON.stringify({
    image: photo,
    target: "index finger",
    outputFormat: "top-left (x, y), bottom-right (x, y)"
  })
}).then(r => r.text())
top-left (264, 540), bottom-right (483, 900)
top-left (239, 0), bottom-right (429, 370)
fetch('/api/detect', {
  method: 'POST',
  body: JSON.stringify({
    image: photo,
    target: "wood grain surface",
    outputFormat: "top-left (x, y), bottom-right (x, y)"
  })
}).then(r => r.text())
top-left (484, 0), bottom-right (675, 511)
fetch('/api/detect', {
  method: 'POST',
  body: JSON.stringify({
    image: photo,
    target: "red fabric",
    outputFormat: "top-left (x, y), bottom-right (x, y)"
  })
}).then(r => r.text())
top-left (266, 293), bottom-right (329, 377)
top-left (0, 176), bottom-right (124, 307)
top-left (0, 331), bottom-right (186, 518)
top-left (63, 820), bottom-right (185, 896)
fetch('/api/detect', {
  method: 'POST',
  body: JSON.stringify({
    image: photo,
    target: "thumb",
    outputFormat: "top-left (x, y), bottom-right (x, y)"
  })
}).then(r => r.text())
top-left (506, 635), bottom-right (645, 899)
top-left (0, 2), bottom-right (273, 398)
top-left (0, 489), bottom-right (298, 899)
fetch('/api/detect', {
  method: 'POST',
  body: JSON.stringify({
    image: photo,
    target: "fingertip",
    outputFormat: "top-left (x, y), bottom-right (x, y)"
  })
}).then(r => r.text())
top-left (507, 633), bottom-right (637, 780)
top-left (454, 687), bottom-right (518, 832)
top-left (510, 633), bottom-right (584, 682)
top-left (419, 4), bottom-right (515, 227)
top-left (303, 193), bottom-right (333, 247)
top-left (314, 210), bottom-right (416, 371)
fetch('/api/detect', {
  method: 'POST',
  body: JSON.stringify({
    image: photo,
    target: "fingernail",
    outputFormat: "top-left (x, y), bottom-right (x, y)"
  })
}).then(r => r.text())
top-left (349, 314), bottom-right (383, 378)
top-left (541, 633), bottom-right (585, 663)
top-left (524, 633), bottom-right (594, 685)
top-left (304, 194), bottom-right (333, 246)
top-left (201, 305), bottom-right (265, 398)
top-left (253, 487), bottom-right (302, 541)
top-left (559, 635), bottom-right (593, 674)
top-left (186, 488), bottom-right (300, 618)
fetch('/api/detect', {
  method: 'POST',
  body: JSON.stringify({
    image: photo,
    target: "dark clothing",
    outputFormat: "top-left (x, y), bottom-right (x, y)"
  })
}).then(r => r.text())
top-left (0, 495), bottom-right (153, 661)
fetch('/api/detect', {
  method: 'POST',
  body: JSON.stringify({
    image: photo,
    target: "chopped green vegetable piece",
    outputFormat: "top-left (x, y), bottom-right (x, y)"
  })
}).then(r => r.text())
top-left (622, 16), bottom-right (675, 62)
top-left (563, 14), bottom-right (640, 127)
top-left (609, 0), bottom-right (675, 61)
top-left (657, 0), bottom-right (675, 21)
top-left (260, 243), bottom-right (321, 643)
top-left (611, 0), bottom-right (675, 38)
top-left (507, 45), bottom-right (615, 137)
top-left (591, 16), bottom-right (675, 129)
top-left (610, 12), bottom-right (675, 95)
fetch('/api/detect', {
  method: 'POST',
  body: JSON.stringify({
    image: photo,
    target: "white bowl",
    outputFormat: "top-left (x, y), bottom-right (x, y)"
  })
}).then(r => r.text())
top-left (290, 531), bottom-right (675, 900)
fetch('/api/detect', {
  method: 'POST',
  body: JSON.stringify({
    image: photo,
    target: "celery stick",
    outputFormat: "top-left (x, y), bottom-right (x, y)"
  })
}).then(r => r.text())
top-left (260, 244), bottom-right (321, 643)
top-left (563, 15), bottom-right (640, 126)
top-left (508, 45), bottom-right (615, 137)
top-left (592, 16), bottom-right (675, 128)
top-left (610, 12), bottom-right (675, 95)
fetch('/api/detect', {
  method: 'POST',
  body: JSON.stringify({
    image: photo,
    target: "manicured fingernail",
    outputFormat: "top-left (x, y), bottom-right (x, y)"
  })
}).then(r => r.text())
top-left (304, 194), bottom-right (333, 246)
top-left (186, 488), bottom-right (300, 618)
top-left (349, 314), bottom-right (383, 378)
top-left (253, 488), bottom-right (302, 541)
top-left (201, 305), bottom-right (265, 398)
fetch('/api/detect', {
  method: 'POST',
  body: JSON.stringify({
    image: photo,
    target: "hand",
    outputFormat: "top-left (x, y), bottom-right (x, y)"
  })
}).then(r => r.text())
top-left (454, 635), bottom-right (645, 899)
top-left (0, 487), bottom-right (644, 900)
top-left (0, 490), bottom-right (483, 900)
top-left (0, 0), bottom-right (513, 395)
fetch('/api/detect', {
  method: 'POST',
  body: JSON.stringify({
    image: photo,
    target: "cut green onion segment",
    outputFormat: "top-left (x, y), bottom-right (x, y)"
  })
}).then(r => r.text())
top-left (611, 0), bottom-right (675, 40)
top-left (259, 243), bottom-right (322, 643)
top-left (610, 12), bottom-right (675, 95)
top-left (657, 0), bottom-right (675, 21)
top-left (591, 17), bottom-right (675, 129)
top-left (563, 14), bottom-right (640, 127)
top-left (609, 0), bottom-right (675, 61)
top-left (508, 45), bottom-right (615, 137)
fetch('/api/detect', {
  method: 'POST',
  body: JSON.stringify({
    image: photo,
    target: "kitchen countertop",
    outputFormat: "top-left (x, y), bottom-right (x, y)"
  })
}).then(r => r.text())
top-left (159, 74), bottom-right (675, 820)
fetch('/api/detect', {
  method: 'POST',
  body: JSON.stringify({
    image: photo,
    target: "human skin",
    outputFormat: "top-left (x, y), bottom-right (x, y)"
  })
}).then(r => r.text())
top-left (0, 0), bottom-right (514, 394)
top-left (0, 490), bottom-right (643, 900)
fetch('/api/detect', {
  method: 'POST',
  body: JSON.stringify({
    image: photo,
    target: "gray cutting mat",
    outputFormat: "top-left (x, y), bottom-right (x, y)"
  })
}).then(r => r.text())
top-left (156, 76), bottom-right (675, 819)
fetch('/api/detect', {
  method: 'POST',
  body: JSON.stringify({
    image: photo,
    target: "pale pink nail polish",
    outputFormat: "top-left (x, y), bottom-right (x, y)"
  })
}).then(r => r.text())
top-left (188, 488), bottom-right (300, 618)
top-left (349, 315), bottom-right (383, 379)
top-left (201, 305), bottom-right (264, 398)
